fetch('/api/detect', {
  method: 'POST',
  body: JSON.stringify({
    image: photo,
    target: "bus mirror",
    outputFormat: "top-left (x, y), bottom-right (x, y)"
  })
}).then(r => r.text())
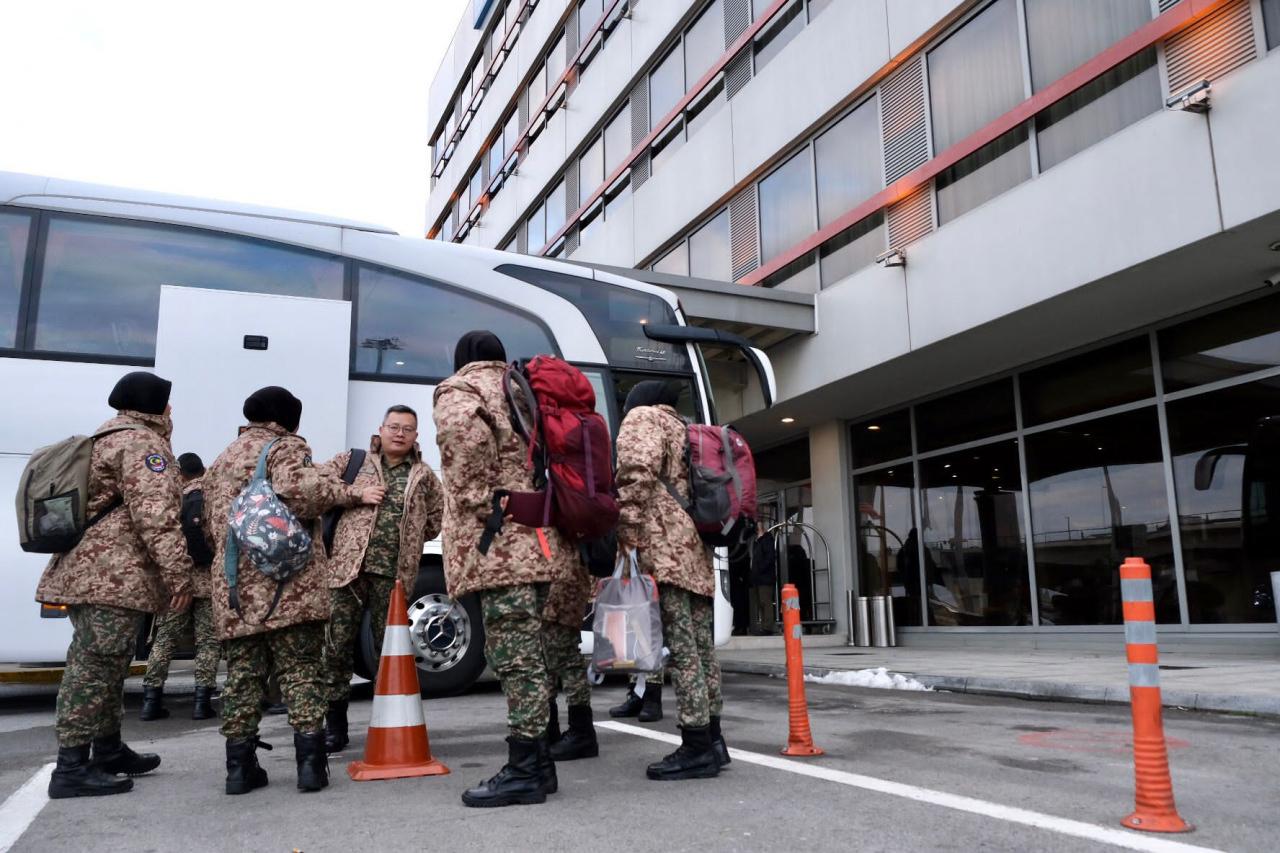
top-left (643, 323), bottom-right (775, 409)
top-left (1194, 446), bottom-right (1246, 490)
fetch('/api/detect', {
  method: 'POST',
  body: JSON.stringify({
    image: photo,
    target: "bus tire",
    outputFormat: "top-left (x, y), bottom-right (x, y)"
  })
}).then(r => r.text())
top-left (386, 560), bottom-right (486, 697)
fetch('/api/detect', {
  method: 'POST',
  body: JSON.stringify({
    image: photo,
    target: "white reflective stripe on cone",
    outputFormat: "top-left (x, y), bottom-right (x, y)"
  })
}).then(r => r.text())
top-left (380, 627), bottom-right (415, 658)
top-left (369, 693), bottom-right (426, 729)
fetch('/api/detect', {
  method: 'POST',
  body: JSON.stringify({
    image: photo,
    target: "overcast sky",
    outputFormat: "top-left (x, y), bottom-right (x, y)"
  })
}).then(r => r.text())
top-left (0, 0), bottom-right (470, 237)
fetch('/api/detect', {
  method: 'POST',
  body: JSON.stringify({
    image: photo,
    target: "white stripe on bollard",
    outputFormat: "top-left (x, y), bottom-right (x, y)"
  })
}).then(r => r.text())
top-left (370, 693), bottom-right (426, 729)
top-left (1124, 621), bottom-right (1157, 645)
top-left (1120, 578), bottom-right (1153, 601)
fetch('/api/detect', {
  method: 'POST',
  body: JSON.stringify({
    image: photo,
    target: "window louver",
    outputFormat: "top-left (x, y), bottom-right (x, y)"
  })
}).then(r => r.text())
top-left (1164, 0), bottom-right (1257, 96)
top-left (729, 186), bottom-right (761, 280)
top-left (880, 55), bottom-right (931, 185)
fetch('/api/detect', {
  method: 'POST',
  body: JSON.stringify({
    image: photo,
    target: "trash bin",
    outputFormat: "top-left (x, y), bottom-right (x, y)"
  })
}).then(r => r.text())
top-left (869, 595), bottom-right (896, 647)
top-left (849, 593), bottom-right (871, 647)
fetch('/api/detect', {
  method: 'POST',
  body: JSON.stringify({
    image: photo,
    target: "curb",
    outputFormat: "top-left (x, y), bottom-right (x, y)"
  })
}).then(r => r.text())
top-left (719, 659), bottom-right (1280, 719)
top-left (0, 664), bottom-right (146, 684)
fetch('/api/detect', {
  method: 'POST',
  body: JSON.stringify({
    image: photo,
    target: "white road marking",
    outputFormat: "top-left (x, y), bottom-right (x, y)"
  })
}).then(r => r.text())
top-left (0, 763), bottom-right (54, 853)
top-left (598, 721), bottom-right (1222, 853)
top-left (0, 713), bottom-right (54, 735)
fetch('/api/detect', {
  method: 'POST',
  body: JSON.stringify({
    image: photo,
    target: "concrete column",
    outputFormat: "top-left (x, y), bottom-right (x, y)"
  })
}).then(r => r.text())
top-left (808, 420), bottom-right (855, 638)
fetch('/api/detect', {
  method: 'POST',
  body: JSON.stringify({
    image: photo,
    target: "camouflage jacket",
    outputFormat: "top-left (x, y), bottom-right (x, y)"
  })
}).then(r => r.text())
top-left (433, 361), bottom-right (570, 598)
top-left (183, 477), bottom-right (214, 599)
top-left (615, 404), bottom-right (714, 598)
top-left (323, 441), bottom-right (444, 593)
top-left (205, 423), bottom-right (361, 640)
top-left (35, 411), bottom-right (194, 613)
top-left (543, 550), bottom-right (592, 629)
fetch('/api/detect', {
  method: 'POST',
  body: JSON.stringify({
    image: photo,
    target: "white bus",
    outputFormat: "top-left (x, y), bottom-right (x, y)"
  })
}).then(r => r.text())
top-left (0, 171), bottom-right (775, 695)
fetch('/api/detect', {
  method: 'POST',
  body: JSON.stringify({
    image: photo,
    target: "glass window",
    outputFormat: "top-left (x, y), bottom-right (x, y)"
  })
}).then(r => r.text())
top-left (852, 409), bottom-right (911, 468)
top-left (488, 137), bottom-right (505, 179)
top-left (935, 125), bottom-right (1031, 224)
top-left (651, 122), bottom-right (686, 173)
top-left (1026, 0), bottom-right (1150, 90)
top-left (0, 211), bottom-right (31, 349)
top-left (544, 179), bottom-right (567, 243)
top-left (854, 466), bottom-right (922, 627)
top-left (919, 440), bottom-right (1031, 626)
top-left (762, 253), bottom-right (818, 294)
top-left (503, 111), bottom-right (520, 156)
top-left (527, 203), bottom-right (546, 251)
top-left (469, 170), bottom-right (483, 208)
top-left (686, 80), bottom-right (725, 138)
top-left (1159, 293), bottom-right (1280, 392)
top-left (753, 0), bottom-right (806, 72)
top-left (808, 0), bottom-right (836, 19)
top-left (685, 0), bottom-right (724, 86)
top-left (579, 135), bottom-right (604, 206)
top-left (915, 379), bottom-right (1017, 452)
top-left (689, 209), bottom-right (731, 280)
top-left (34, 216), bottom-right (344, 358)
top-left (546, 31), bottom-right (568, 84)
top-left (604, 102), bottom-right (632, 175)
top-left (578, 0), bottom-right (603, 46)
top-left (1035, 51), bottom-right (1159, 171)
top-left (649, 44), bottom-right (685, 129)
top-left (605, 177), bottom-right (632, 218)
top-left (1020, 337), bottom-right (1154, 427)
top-left (653, 243), bottom-right (689, 276)
top-left (578, 207), bottom-right (603, 248)
top-left (1266, 0), bottom-right (1280, 50)
top-left (1167, 378), bottom-right (1280, 624)
top-left (815, 96), bottom-right (882, 229)
top-left (495, 264), bottom-right (692, 371)
top-left (528, 62), bottom-right (547, 108)
top-left (928, 0), bottom-right (1024, 151)
top-left (613, 370), bottom-right (701, 423)
top-left (819, 212), bottom-right (884, 287)
top-left (758, 149), bottom-right (815, 264)
top-left (355, 265), bottom-right (555, 379)
top-left (441, 210), bottom-right (455, 243)
top-left (1026, 407), bottom-right (1178, 625)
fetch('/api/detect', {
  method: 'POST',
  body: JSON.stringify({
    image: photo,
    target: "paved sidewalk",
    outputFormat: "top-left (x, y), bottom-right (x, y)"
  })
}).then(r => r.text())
top-left (718, 637), bottom-right (1280, 717)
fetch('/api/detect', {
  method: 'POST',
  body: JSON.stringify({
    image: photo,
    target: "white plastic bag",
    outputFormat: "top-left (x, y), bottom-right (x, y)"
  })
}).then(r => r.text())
top-left (590, 551), bottom-right (663, 674)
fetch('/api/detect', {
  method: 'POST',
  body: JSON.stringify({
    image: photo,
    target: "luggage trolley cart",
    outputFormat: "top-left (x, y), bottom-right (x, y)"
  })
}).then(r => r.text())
top-left (763, 520), bottom-right (835, 635)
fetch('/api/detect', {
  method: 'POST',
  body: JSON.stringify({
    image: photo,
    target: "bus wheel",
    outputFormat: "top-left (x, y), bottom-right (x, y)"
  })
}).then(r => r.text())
top-left (406, 562), bottom-right (485, 698)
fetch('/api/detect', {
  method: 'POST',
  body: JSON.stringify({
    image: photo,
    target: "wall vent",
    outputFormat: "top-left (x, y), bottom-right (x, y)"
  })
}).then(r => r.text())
top-left (886, 182), bottom-right (934, 248)
top-left (725, 0), bottom-right (752, 46)
top-left (724, 48), bottom-right (753, 99)
top-left (565, 161), bottom-right (580, 217)
top-left (1163, 0), bottom-right (1257, 95)
top-left (516, 221), bottom-right (528, 254)
top-left (629, 77), bottom-right (650, 146)
top-left (729, 186), bottom-right (760, 280)
top-left (1157, 0), bottom-right (1181, 13)
top-left (518, 90), bottom-right (530, 133)
top-left (631, 150), bottom-right (652, 190)
top-left (880, 55), bottom-right (930, 184)
top-left (565, 226), bottom-right (581, 257)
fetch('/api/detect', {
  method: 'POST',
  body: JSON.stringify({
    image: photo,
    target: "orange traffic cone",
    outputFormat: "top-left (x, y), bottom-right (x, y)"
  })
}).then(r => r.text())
top-left (779, 583), bottom-right (823, 757)
top-left (1119, 558), bottom-right (1190, 833)
top-left (348, 580), bottom-right (449, 781)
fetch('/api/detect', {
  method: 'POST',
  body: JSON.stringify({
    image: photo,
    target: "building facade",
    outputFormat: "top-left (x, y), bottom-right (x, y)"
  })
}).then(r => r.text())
top-left (427, 0), bottom-right (1280, 646)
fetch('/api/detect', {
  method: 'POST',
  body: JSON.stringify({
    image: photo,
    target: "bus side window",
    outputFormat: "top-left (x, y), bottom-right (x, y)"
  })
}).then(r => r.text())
top-left (0, 210), bottom-right (32, 350)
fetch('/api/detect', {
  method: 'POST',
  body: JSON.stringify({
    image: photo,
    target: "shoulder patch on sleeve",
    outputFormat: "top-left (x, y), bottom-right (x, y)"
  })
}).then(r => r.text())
top-left (302, 455), bottom-right (313, 467)
top-left (144, 453), bottom-right (168, 473)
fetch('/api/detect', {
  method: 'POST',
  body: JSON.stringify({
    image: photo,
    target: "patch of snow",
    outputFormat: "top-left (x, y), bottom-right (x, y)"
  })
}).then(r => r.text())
top-left (804, 667), bottom-right (931, 692)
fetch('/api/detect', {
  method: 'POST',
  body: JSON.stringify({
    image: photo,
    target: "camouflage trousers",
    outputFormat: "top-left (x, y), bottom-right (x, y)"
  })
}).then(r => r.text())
top-left (323, 572), bottom-right (396, 702)
top-left (659, 586), bottom-right (722, 728)
top-left (480, 583), bottom-right (553, 740)
top-left (543, 620), bottom-right (590, 707)
top-left (143, 597), bottom-right (221, 688)
top-left (56, 604), bottom-right (144, 747)
top-left (221, 622), bottom-right (326, 739)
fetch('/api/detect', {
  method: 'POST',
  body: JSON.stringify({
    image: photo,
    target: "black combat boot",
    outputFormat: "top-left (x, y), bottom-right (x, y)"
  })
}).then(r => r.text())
top-left (48, 744), bottom-right (133, 799)
top-left (546, 699), bottom-right (561, 744)
top-left (709, 715), bottom-right (730, 767)
top-left (645, 725), bottom-right (720, 781)
top-left (608, 686), bottom-right (643, 718)
top-left (91, 732), bottom-right (161, 776)
top-left (549, 704), bottom-right (599, 761)
top-left (323, 700), bottom-right (349, 754)
top-left (139, 686), bottom-right (170, 721)
top-left (225, 737), bottom-right (270, 795)
top-left (638, 683), bottom-right (664, 723)
top-left (192, 686), bottom-right (217, 720)
top-left (460, 736), bottom-right (547, 808)
top-left (294, 730), bottom-right (330, 792)
top-left (536, 734), bottom-right (558, 795)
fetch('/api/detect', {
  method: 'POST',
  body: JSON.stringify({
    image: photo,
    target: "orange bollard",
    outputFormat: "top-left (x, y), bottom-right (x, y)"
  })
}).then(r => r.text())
top-left (779, 583), bottom-right (823, 757)
top-left (348, 580), bottom-right (450, 781)
top-left (1119, 557), bottom-right (1190, 833)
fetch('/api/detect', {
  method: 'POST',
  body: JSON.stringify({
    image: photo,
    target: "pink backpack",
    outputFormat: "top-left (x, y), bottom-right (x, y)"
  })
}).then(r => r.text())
top-left (672, 424), bottom-right (757, 548)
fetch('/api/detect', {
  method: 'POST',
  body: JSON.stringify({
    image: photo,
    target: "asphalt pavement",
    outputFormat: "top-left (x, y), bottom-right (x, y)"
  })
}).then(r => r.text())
top-left (1, 671), bottom-right (1276, 852)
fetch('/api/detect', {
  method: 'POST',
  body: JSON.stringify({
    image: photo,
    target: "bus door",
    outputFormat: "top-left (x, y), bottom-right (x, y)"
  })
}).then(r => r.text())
top-left (154, 286), bottom-right (352, 464)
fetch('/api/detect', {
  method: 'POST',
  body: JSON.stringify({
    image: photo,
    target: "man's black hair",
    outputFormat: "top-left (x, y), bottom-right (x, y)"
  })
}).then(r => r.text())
top-left (384, 404), bottom-right (418, 421)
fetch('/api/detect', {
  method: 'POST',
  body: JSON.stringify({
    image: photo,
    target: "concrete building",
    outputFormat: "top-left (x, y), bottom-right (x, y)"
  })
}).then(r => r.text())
top-left (426, 0), bottom-right (1280, 647)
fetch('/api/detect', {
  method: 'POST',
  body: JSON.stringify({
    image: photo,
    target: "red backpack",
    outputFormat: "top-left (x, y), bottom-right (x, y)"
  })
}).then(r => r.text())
top-left (674, 423), bottom-right (758, 548)
top-left (477, 355), bottom-right (619, 555)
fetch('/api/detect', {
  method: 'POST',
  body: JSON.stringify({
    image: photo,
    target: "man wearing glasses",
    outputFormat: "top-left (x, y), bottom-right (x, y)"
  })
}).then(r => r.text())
top-left (318, 404), bottom-right (443, 753)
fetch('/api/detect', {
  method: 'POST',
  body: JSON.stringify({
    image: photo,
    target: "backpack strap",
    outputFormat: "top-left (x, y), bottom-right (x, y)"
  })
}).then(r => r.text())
top-left (81, 424), bottom-right (149, 531)
top-left (477, 489), bottom-right (510, 556)
top-left (322, 448), bottom-right (366, 556)
top-left (719, 425), bottom-right (743, 534)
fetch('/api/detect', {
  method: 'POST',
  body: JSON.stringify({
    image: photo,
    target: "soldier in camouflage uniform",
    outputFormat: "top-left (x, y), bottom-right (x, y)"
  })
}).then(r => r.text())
top-left (141, 452), bottom-right (221, 721)
top-left (609, 670), bottom-right (665, 722)
top-left (542, 551), bottom-right (598, 761)
top-left (616, 381), bottom-right (726, 781)
top-left (205, 386), bottom-right (383, 795)
top-left (434, 331), bottom-right (572, 808)
top-left (35, 372), bottom-right (194, 799)
top-left (319, 404), bottom-right (443, 753)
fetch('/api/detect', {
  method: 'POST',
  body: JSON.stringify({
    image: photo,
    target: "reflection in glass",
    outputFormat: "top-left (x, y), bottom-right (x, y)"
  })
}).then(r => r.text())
top-left (653, 244), bottom-right (689, 276)
top-left (753, 0), bottom-right (805, 72)
top-left (688, 210), bottom-right (731, 281)
top-left (819, 213), bottom-right (884, 288)
top-left (579, 135), bottom-right (604, 207)
top-left (815, 96), bottom-right (882, 228)
top-left (613, 371), bottom-right (700, 423)
top-left (684, 0), bottom-right (724, 86)
top-left (1020, 336), bottom-right (1153, 426)
top-left (649, 44), bottom-right (684, 129)
top-left (920, 441), bottom-right (1031, 625)
top-left (1026, 408), bottom-right (1177, 624)
top-left (35, 216), bottom-right (344, 358)
top-left (935, 125), bottom-right (1031, 224)
top-left (915, 379), bottom-right (1016, 453)
top-left (854, 466), bottom-right (922, 627)
top-left (928, 0), bottom-right (1024, 151)
top-left (851, 409), bottom-right (911, 469)
top-left (354, 266), bottom-right (554, 378)
top-left (1158, 292), bottom-right (1280, 392)
top-left (0, 211), bottom-right (31, 349)
top-left (758, 150), bottom-right (815, 264)
top-left (604, 102), bottom-right (632, 175)
top-left (1167, 379), bottom-right (1280, 623)
top-left (1034, 51), bottom-right (1159, 171)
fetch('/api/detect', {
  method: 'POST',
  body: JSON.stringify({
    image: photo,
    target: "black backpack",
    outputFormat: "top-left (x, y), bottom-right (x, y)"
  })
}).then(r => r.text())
top-left (180, 488), bottom-right (214, 567)
top-left (321, 449), bottom-right (366, 556)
